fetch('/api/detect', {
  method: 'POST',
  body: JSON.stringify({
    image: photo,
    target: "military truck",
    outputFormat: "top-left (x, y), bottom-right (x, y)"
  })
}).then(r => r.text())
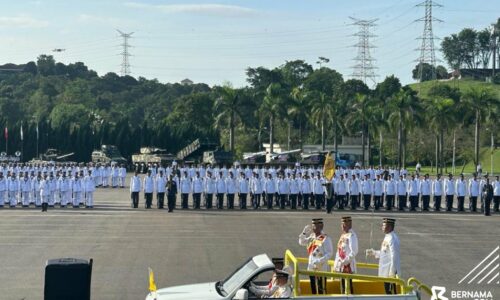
top-left (132, 147), bottom-right (176, 165)
top-left (91, 145), bottom-right (127, 165)
top-left (202, 150), bottom-right (233, 165)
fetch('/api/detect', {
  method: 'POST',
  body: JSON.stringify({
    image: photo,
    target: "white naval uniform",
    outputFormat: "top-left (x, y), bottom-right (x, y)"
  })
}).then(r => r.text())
top-left (334, 229), bottom-right (359, 273)
top-left (83, 175), bottom-right (95, 207)
top-left (0, 177), bottom-right (6, 206)
top-left (298, 230), bottom-right (334, 272)
top-left (373, 231), bottom-right (401, 277)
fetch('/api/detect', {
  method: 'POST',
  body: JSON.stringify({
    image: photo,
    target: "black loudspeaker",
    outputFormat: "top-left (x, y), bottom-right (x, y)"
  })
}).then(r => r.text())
top-left (44, 258), bottom-right (93, 300)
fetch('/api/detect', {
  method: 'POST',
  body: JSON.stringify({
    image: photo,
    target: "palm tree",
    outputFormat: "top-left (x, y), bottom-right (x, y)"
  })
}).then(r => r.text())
top-left (288, 87), bottom-right (309, 150)
top-left (462, 87), bottom-right (499, 170)
top-left (310, 92), bottom-right (335, 151)
top-left (387, 88), bottom-right (424, 169)
top-left (424, 97), bottom-right (456, 174)
top-left (260, 83), bottom-right (286, 154)
top-left (213, 84), bottom-right (245, 153)
top-left (345, 93), bottom-right (380, 166)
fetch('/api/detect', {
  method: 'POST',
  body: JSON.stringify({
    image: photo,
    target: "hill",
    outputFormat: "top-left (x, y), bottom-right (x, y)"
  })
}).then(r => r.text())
top-left (408, 78), bottom-right (500, 98)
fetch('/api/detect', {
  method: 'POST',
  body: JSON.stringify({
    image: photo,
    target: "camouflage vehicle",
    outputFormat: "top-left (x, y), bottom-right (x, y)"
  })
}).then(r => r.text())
top-left (91, 145), bottom-right (127, 165)
top-left (132, 147), bottom-right (176, 165)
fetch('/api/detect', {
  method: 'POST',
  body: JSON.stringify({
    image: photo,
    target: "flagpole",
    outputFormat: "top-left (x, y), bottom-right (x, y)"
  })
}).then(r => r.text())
top-left (36, 123), bottom-right (39, 158)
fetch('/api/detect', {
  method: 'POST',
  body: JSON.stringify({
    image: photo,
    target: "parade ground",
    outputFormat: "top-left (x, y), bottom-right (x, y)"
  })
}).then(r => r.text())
top-left (0, 182), bottom-right (498, 300)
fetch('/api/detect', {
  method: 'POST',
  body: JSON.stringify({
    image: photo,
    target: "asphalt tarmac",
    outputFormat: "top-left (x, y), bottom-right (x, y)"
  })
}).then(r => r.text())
top-left (0, 181), bottom-right (498, 300)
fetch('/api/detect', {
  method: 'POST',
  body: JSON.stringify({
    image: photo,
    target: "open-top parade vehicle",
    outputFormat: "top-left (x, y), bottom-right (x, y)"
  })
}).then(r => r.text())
top-left (145, 250), bottom-right (431, 300)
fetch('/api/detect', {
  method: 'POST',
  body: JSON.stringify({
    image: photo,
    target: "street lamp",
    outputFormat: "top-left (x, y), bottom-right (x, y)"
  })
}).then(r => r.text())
top-left (491, 24), bottom-right (497, 78)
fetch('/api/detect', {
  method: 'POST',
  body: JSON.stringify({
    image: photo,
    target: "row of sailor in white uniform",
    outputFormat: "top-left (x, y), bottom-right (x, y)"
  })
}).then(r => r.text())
top-left (0, 172), bottom-right (96, 208)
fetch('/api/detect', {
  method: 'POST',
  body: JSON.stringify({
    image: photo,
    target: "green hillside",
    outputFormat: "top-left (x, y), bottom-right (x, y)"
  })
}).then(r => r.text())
top-left (408, 78), bottom-right (500, 98)
top-left (410, 147), bottom-right (500, 176)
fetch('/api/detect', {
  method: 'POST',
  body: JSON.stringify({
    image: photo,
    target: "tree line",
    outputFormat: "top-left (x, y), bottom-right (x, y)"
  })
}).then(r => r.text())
top-left (0, 23), bottom-right (499, 171)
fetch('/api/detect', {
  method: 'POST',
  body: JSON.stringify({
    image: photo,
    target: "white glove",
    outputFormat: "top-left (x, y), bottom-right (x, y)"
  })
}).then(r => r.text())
top-left (365, 249), bottom-right (375, 256)
top-left (302, 224), bottom-right (312, 235)
top-left (339, 259), bottom-right (345, 266)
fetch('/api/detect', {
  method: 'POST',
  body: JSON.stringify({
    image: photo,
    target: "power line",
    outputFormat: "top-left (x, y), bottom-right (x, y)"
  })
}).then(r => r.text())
top-left (415, 0), bottom-right (443, 82)
top-left (349, 17), bottom-right (378, 86)
top-left (116, 29), bottom-right (134, 76)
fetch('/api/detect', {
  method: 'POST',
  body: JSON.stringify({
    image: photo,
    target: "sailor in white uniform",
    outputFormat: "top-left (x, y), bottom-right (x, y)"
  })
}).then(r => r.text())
top-left (334, 216), bottom-right (358, 294)
top-left (366, 218), bottom-right (401, 294)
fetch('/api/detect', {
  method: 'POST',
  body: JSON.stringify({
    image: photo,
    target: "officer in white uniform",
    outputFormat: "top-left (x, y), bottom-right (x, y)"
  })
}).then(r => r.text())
top-left (143, 170), bottom-right (154, 209)
top-left (226, 172), bottom-right (237, 209)
top-left (455, 174), bottom-right (467, 212)
top-left (361, 174), bottom-right (372, 210)
top-left (373, 174), bottom-right (384, 210)
top-left (384, 175), bottom-right (396, 210)
top-left (334, 216), bottom-right (358, 294)
top-left (180, 171), bottom-right (191, 209)
top-left (204, 171), bottom-right (216, 209)
top-left (366, 218), bottom-right (401, 295)
top-left (264, 173), bottom-right (276, 210)
top-left (298, 218), bottom-right (333, 295)
top-left (215, 172), bottom-right (226, 209)
top-left (191, 172), bottom-right (204, 209)
top-left (289, 173), bottom-right (299, 209)
top-left (72, 174), bottom-right (82, 207)
top-left (493, 176), bottom-right (500, 213)
top-left (40, 174), bottom-right (50, 212)
top-left (408, 175), bottom-right (420, 211)
top-left (156, 171), bottom-right (167, 209)
top-left (130, 171), bottom-right (142, 208)
top-left (250, 173), bottom-right (263, 209)
top-left (432, 174), bottom-right (443, 211)
top-left (420, 174), bottom-right (431, 211)
top-left (84, 171), bottom-right (95, 208)
top-left (444, 174), bottom-right (455, 211)
top-left (348, 174), bottom-right (360, 210)
top-left (238, 173), bottom-right (249, 209)
top-left (20, 173), bottom-right (32, 207)
top-left (8, 174), bottom-right (19, 207)
top-left (300, 174), bottom-right (312, 210)
top-left (0, 172), bottom-right (6, 207)
top-left (468, 174), bottom-right (480, 212)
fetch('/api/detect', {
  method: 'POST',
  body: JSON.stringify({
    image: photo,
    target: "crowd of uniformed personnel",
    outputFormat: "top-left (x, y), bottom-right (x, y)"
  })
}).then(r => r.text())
top-left (130, 162), bottom-right (500, 216)
top-left (0, 162), bottom-right (127, 211)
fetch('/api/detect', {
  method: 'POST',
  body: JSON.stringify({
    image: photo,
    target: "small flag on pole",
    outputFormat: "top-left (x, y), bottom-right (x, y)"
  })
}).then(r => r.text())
top-left (20, 125), bottom-right (23, 141)
top-left (148, 267), bottom-right (157, 293)
top-left (323, 152), bottom-right (335, 181)
top-left (36, 124), bottom-right (39, 140)
top-left (4, 127), bottom-right (8, 140)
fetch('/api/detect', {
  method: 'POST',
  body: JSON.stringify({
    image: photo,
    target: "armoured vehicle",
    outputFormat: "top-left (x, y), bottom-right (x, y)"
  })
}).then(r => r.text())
top-left (202, 150), bottom-right (233, 165)
top-left (132, 147), bottom-right (176, 165)
top-left (91, 145), bottom-right (127, 165)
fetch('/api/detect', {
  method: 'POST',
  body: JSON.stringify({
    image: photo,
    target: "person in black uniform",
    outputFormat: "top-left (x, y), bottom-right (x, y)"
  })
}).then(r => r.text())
top-left (482, 175), bottom-right (493, 216)
top-left (166, 175), bottom-right (177, 213)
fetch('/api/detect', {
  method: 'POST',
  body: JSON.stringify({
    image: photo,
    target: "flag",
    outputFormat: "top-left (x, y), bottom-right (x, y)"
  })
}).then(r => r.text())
top-left (20, 125), bottom-right (23, 141)
top-left (36, 124), bottom-right (39, 140)
top-left (4, 127), bottom-right (7, 140)
top-left (323, 151), bottom-right (335, 181)
top-left (148, 267), bottom-right (157, 293)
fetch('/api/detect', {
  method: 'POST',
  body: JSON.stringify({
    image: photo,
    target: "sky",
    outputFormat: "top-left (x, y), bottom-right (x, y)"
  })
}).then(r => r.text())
top-left (0, 0), bottom-right (498, 87)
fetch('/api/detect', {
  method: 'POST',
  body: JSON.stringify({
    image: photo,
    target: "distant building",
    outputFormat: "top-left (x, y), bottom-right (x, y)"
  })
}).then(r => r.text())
top-left (180, 78), bottom-right (193, 86)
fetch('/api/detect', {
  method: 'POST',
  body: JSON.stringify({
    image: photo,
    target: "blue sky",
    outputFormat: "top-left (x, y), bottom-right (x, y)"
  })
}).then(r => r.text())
top-left (0, 0), bottom-right (498, 87)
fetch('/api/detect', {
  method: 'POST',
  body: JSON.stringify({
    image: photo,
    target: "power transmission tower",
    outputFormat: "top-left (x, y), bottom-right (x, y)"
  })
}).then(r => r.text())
top-left (415, 0), bottom-right (442, 82)
top-left (350, 17), bottom-right (378, 86)
top-left (117, 29), bottom-right (134, 76)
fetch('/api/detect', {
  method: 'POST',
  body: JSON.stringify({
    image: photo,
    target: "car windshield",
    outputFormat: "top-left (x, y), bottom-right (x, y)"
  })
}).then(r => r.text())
top-left (222, 258), bottom-right (258, 295)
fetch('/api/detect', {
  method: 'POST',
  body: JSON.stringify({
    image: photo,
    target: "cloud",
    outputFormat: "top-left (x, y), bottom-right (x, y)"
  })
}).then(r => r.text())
top-left (124, 2), bottom-right (259, 17)
top-left (78, 14), bottom-right (137, 28)
top-left (0, 15), bottom-right (48, 28)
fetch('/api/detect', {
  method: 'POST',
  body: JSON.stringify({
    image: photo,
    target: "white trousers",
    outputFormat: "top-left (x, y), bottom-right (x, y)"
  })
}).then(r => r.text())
top-left (9, 191), bottom-right (17, 206)
top-left (112, 176), bottom-right (118, 187)
top-left (86, 192), bottom-right (94, 207)
top-left (0, 191), bottom-right (5, 206)
top-left (73, 192), bottom-right (81, 206)
top-left (22, 192), bottom-right (30, 206)
top-left (34, 191), bottom-right (41, 206)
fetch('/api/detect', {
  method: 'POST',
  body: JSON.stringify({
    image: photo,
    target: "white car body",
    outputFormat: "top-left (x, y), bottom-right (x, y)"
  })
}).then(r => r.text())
top-left (146, 253), bottom-right (421, 300)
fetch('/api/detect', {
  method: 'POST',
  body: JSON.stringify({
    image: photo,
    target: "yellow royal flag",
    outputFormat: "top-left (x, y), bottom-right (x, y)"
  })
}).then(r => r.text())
top-left (323, 152), bottom-right (335, 181)
top-left (149, 267), bottom-right (157, 293)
